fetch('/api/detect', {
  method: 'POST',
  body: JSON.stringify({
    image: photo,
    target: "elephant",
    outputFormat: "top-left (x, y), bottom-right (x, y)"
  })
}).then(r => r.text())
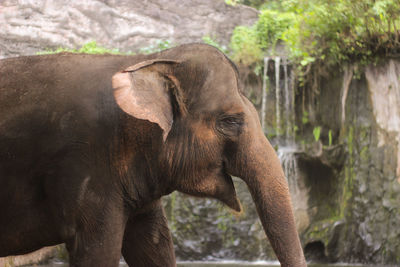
top-left (0, 43), bottom-right (306, 267)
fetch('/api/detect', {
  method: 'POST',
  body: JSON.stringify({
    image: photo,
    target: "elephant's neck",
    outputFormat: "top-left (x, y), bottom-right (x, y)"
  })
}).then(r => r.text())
top-left (114, 116), bottom-right (172, 210)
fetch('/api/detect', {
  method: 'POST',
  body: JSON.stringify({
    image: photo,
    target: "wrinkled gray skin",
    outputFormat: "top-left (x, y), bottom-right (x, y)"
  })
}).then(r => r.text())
top-left (0, 44), bottom-right (306, 267)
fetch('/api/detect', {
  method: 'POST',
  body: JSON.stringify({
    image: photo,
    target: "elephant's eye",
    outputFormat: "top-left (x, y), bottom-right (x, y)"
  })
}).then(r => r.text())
top-left (217, 113), bottom-right (244, 137)
top-left (221, 117), bottom-right (242, 126)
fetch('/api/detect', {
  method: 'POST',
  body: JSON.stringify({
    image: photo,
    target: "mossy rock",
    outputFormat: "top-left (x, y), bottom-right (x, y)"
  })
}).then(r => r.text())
top-left (303, 218), bottom-right (345, 262)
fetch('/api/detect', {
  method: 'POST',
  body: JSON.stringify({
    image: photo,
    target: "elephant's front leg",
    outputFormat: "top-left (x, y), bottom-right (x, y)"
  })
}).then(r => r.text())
top-left (122, 199), bottom-right (176, 267)
top-left (65, 204), bottom-right (127, 267)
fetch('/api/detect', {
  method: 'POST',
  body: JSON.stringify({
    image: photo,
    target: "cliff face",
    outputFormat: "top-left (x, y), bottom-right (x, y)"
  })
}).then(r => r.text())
top-left (339, 61), bottom-right (400, 263)
top-left (0, 0), bottom-right (257, 58)
top-left (294, 60), bottom-right (400, 264)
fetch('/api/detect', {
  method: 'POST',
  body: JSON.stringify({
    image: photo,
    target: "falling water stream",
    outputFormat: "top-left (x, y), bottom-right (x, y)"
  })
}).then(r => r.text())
top-left (260, 56), bottom-right (298, 191)
top-left (274, 57), bottom-right (281, 137)
top-left (283, 58), bottom-right (290, 139)
top-left (261, 57), bottom-right (269, 132)
top-left (260, 56), bottom-right (295, 143)
top-left (277, 146), bottom-right (299, 193)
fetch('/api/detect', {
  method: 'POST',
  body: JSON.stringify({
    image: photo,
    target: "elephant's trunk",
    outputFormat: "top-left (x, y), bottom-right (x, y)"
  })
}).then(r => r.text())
top-left (247, 137), bottom-right (307, 267)
top-left (244, 137), bottom-right (306, 266)
top-left (227, 114), bottom-right (307, 266)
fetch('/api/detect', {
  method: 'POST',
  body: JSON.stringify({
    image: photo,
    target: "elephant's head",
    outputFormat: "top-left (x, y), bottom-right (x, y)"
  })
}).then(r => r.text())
top-left (112, 44), bottom-right (306, 266)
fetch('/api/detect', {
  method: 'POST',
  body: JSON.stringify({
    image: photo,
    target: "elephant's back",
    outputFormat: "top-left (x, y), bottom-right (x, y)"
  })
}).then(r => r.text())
top-left (0, 54), bottom-right (142, 175)
top-left (0, 53), bottom-right (139, 114)
top-left (0, 53), bottom-right (144, 133)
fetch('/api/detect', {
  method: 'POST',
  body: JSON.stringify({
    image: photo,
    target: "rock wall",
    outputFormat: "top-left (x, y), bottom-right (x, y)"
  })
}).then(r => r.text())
top-left (366, 60), bottom-right (400, 184)
top-left (0, 0), bottom-right (257, 58)
top-left (254, 57), bottom-right (400, 265)
top-left (164, 179), bottom-right (276, 261)
top-left (294, 60), bottom-right (400, 264)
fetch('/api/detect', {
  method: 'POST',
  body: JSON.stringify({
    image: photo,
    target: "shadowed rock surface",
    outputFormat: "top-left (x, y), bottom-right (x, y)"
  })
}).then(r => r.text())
top-left (289, 60), bottom-right (400, 264)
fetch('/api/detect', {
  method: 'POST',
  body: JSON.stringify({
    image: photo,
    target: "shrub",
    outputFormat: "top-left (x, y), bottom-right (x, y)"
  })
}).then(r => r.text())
top-left (37, 41), bottom-right (125, 55)
top-left (230, 0), bottom-right (400, 70)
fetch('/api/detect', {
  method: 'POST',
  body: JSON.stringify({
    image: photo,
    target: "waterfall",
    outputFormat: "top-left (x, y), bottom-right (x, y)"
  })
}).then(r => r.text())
top-left (277, 146), bottom-right (299, 193)
top-left (284, 58), bottom-right (289, 138)
top-left (260, 56), bottom-right (299, 192)
top-left (261, 57), bottom-right (269, 133)
top-left (261, 56), bottom-right (295, 141)
top-left (279, 59), bottom-right (298, 192)
top-left (275, 57), bottom-right (281, 137)
top-left (284, 58), bottom-right (296, 144)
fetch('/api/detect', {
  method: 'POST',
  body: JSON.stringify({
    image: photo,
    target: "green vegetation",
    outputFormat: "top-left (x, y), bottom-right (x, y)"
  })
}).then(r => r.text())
top-left (231, 9), bottom-right (294, 65)
top-left (38, 38), bottom-right (227, 56)
top-left (202, 36), bottom-right (229, 54)
top-left (341, 125), bottom-right (355, 216)
top-left (313, 126), bottom-right (321, 142)
top-left (139, 40), bottom-right (173, 54)
top-left (38, 40), bottom-right (172, 55)
top-left (231, 26), bottom-right (263, 65)
top-left (301, 110), bottom-right (309, 124)
top-left (37, 41), bottom-right (126, 55)
top-left (225, 0), bottom-right (240, 6)
top-left (38, 40), bottom-right (175, 56)
top-left (229, 0), bottom-right (400, 71)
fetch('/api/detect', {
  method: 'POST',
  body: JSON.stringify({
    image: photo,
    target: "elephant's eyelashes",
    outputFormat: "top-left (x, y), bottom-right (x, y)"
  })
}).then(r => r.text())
top-left (217, 113), bottom-right (244, 137)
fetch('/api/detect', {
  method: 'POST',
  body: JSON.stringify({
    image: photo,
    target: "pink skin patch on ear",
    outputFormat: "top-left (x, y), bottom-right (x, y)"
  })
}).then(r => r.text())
top-left (112, 70), bottom-right (172, 141)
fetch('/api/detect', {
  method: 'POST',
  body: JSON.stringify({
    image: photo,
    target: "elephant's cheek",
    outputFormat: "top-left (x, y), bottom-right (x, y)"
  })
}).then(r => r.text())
top-left (177, 172), bottom-right (241, 212)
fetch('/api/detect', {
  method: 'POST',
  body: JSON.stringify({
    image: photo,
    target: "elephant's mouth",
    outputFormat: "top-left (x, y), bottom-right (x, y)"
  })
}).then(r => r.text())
top-left (220, 164), bottom-right (242, 212)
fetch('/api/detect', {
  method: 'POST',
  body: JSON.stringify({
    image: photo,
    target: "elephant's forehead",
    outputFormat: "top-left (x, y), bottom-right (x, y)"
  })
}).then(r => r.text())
top-left (175, 47), bottom-right (243, 114)
top-left (190, 72), bottom-right (243, 114)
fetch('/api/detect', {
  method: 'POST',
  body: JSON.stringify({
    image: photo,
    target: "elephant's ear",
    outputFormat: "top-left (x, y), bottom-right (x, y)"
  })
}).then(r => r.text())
top-left (112, 59), bottom-right (182, 141)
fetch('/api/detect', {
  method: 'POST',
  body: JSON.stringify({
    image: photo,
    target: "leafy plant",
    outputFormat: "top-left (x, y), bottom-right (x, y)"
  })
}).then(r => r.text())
top-left (230, 0), bottom-right (400, 75)
top-left (328, 130), bottom-right (333, 146)
top-left (230, 8), bottom-right (294, 65)
top-left (225, 0), bottom-right (240, 6)
top-left (256, 9), bottom-right (295, 50)
top-left (301, 111), bottom-right (309, 125)
top-left (139, 40), bottom-right (173, 54)
top-left (202, 36), bottom-right (229, 54)
top-left (230, 26), bottom-right (263, 65)
top-left (37, 41), bottom-right (125, 55)
top-left (313, 126), bottom-right (321, 142)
